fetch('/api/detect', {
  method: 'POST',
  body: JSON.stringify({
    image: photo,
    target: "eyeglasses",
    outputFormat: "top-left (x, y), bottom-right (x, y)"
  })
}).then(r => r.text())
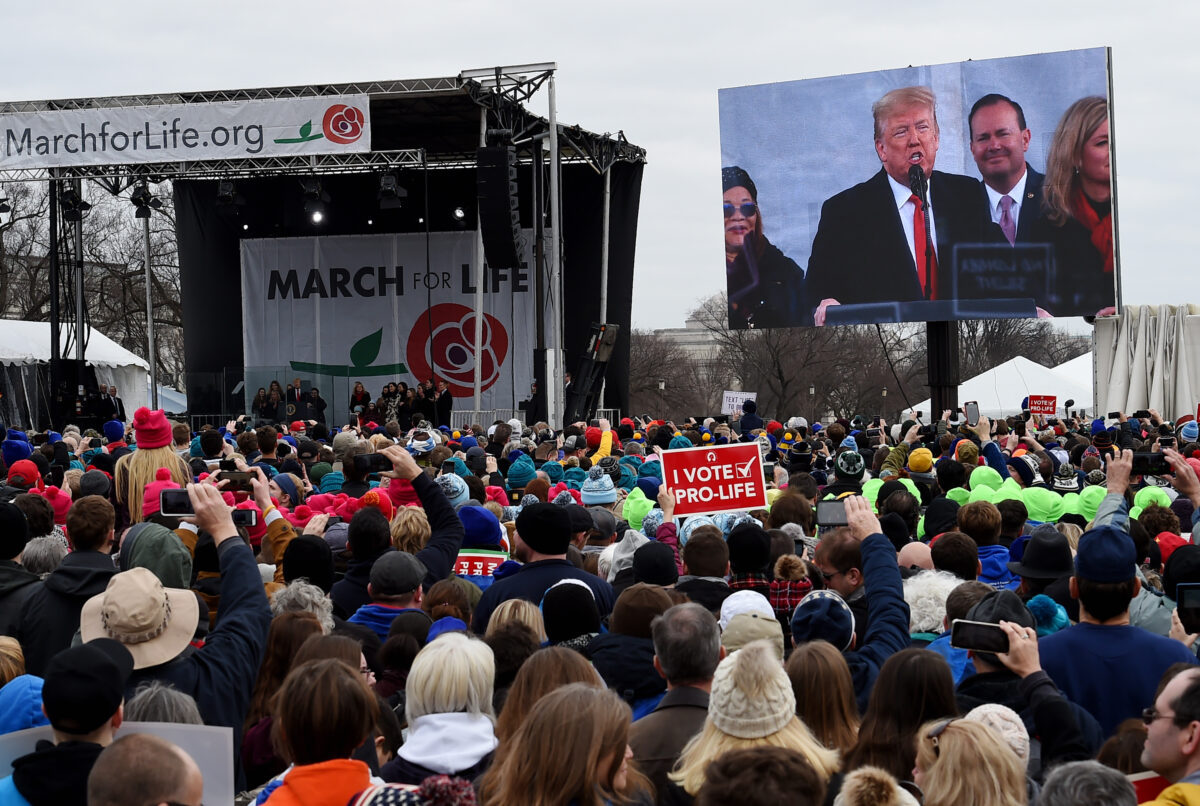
top-left (723, 202), bottom-right (758, 219)
top-left (926, 717), bottom-right (958, 757)
top-left (1143, 707), bottom-right (1177, 725)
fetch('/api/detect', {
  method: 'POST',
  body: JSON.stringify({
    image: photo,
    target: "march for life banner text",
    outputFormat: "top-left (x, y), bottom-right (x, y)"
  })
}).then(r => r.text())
top-left (0, 95), bottom-right (370, 169)
top-left (240, 232), bottom-right (536, 422)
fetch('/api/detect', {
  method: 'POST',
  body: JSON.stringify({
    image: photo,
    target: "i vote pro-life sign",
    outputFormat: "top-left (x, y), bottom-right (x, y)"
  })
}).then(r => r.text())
top-left (661, 442), bottom-right (768, 517)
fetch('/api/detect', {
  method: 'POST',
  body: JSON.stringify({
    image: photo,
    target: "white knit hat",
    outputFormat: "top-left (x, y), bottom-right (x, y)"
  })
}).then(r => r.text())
top-left (965, 703), bottom-right (1030, 762)
top-left (718, 590), bottom-right (774, 631)
top-left (708, 639), bottom-right (795, 739)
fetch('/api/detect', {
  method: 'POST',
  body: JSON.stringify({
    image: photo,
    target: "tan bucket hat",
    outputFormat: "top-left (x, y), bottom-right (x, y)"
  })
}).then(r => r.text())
top-left (80, 567), bottom-right (200, 669)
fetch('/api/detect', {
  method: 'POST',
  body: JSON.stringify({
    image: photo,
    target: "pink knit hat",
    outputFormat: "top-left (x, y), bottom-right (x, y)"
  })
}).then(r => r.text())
top-left (142, 467), bottom-right (180, 517)
top-left (132, 407), bottom-right (172, 450)
top-left (39, 485), bottom-right (72, 525)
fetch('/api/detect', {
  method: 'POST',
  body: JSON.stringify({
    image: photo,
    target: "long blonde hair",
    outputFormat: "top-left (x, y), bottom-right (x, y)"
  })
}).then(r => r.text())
top-left (114, 446), bottom-right (191, 522)
top-left (1042, 96), bottom-right (1109, 226)
top-left (914, 719), bottom-right (1027, 806)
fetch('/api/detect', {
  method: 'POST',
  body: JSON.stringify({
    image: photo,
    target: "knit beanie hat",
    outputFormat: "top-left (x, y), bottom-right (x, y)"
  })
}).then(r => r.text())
top-left (965, 703), bottom-right (1030, 762)
top-left (506, 454), bottom-right (536, 490)
top-left (236, 501), bottom-right (268, 548)
top-left (622, 487), bottom-right (654, 532)
top-left (1006, 454), bottom-right (1038, 488)
top-left (1183, 421), bottom-right (1200, 443)
top-left (435, 473), bottom-right (470, 508)
top-left (541, 461), bottom-right (564, 484)
top-left (791, 589), bottom-right (856, 650)
top-left (580, 465), bottom-right (617, 506)
top-left (722, 165), bottom-right (758, 199)
top-left (515, 502), bottom-right (572, 555)
top-left (955, 440), bottom-right (980, 465)
top-left (1022, 486), bottom-right (1064, 523)
top-left (541, 579), bottom-right (600, 644)
top-left (719, 590), bottom-right (775, 631)
top-left (282, 534), bottom-right (335, 593)
top-left (1, 437), bottom-right (31, 468)
top-left (39, 486), bottom-right (71, 525)
top-left (708, 639), bottom-right (795, 739)
top-left (610, 582), bottom-right (674, 639)
top-left (907, 448), bottom-right (934, 474)
top-left (1077, 484), bottom-right (1107, 522)
top-left (632, 541), bottom-right (678, 586)
top-left (834, 451), bottom-right (865, 481)
top-left (727, 523), bottom-right (772, 574)
top-left (669, 435), bottom-right (692, 451)
top-left (640, 507), bottom-right (665, 539)
top-left (102, 419), bottom-right (125, 444)
top-left (459, 505), bottom-right (503, 548)
top-left (678, 514), bottom-right (716, 545)
top-left (132, 407), bottom-right (172, 449)
top-left (79, 469), bottom-right (111, 499)
top-left (142, 468), bottom-right (180, 517)
top-left (358, 489), bottom-right (395, 521)
top-left (319, 471), bottom-right (345, 494)
top-left (635, 477), bottom-right (659, 501)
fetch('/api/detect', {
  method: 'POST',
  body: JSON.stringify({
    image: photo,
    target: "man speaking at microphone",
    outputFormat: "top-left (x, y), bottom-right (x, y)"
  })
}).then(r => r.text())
top-left (806, 86), bottom-right (989, 325)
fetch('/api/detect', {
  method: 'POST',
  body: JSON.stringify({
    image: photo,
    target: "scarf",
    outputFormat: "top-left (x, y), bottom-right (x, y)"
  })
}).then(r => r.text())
top-left (1071, 187), bottom-right (1113, 274)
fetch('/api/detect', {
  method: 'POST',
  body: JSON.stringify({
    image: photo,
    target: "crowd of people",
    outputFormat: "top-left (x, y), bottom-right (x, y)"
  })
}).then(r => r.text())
top-left (1, 397), bottom-right (1200, 805)
top-left (249, 378), bottom-right (454, 430)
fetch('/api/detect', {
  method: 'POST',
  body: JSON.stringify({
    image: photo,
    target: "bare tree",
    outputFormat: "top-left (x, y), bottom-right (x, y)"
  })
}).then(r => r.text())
top-left (628, 329), bottom-right (719, 420)
top-left (0, 180), bottom-right (186, 390)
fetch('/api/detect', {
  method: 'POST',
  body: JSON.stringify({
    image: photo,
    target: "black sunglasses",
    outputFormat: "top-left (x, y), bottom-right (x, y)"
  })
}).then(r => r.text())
top-left (1143, 707), bottom-right (1176, 726)
top-left (723, 202), bottom-right (758, 218)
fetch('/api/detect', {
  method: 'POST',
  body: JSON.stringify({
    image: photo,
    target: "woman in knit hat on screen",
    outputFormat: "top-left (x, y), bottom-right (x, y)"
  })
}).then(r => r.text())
top-left (666, 639), bottom-right (839, 804)
top-left (113, 407), bottom-right (191, 523)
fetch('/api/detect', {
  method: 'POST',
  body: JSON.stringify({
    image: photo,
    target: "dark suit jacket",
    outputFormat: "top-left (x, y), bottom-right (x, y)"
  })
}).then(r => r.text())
top-left (806, 168), bottom-right (990, 311)
top-left (629, 685), bottom-right (709, 804)
top-left (980, 164), bottom-right (1045, 244)
top-left (111, 396), bottom-right (126, 422)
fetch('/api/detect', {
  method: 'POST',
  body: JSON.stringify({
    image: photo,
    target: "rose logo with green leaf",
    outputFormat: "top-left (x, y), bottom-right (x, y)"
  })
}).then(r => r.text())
top-left (273, 103), bottom-right (365, 145)
top-left (290, 328), bottom-right (407, 377)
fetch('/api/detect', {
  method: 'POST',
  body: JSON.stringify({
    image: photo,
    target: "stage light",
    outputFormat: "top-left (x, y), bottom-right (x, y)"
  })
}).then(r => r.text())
top-left (377, 174), bottom-right (407, 210)
top-left (59, 187), bottom-right (91, 222)
top-left (216, 179), bottom-right (246, 213)
top-left (311, 211), bottom-right (324, 224)
top-left (367, 219), bottom-right (373, 226)
top-left (452, 206), bottom-right (466, 220)
top-left (242, 224), bottom-right (249, 231)
top-left (130, 183), bottom-right (162, 219)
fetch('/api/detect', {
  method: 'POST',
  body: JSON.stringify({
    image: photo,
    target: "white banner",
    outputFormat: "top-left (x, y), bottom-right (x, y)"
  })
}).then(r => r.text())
top-left (0, 95), bottom-right (370, 169)
top-left (240, 232), bottom-right (535, 420)
top-left (722, 390), bottom-right (757, 415)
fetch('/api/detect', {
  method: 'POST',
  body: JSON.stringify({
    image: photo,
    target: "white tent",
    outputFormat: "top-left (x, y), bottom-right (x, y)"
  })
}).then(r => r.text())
top-left (0, 320), bottom-right (150, 426)
top-left (912, 355), bottom-right (1093, 419)
top-left (1051, 353), bottom-right (1096, 414)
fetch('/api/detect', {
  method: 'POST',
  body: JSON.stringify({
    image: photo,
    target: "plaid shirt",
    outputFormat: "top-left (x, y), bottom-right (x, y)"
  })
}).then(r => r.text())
top-left (769, 578), bottom-right (814, 622)
top-left (728, 573), bottom-right (772, 597)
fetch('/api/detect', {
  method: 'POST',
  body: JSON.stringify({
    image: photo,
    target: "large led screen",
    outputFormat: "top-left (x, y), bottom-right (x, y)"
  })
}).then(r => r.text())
top-left (718, 47), bottom-right (1117, 328)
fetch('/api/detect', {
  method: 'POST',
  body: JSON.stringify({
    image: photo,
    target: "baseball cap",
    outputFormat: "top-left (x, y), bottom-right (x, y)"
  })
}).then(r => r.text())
top-left (1074, 525), bottom-right (1137, 582)
top-left (370, 551), bottom-right (427, 596)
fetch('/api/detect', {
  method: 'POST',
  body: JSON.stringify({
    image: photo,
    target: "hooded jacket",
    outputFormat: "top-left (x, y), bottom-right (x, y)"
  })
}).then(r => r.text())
top-left (0, 739), bottom-right (104, 806)
top-left (977, 544), bottom-right (1021, 591)
top-left (16, 551), bottom-right (116, 676)
top-left (585, 632), bottom-right (667, 718)
top-left (347, 604), bottom-right (422, 640)
top-left (0, 561), bottom-right (39, 637)
top-left (381, 712), bottom-right (497, 785)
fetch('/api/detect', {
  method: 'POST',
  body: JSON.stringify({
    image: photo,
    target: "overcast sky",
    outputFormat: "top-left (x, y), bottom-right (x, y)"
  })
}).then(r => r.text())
top-left (2, 1), bottom-right (1190, 330)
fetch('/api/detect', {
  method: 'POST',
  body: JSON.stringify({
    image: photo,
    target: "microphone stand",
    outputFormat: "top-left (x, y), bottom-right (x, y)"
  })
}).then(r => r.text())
top-left (909, 165), bottom-right (934, 300)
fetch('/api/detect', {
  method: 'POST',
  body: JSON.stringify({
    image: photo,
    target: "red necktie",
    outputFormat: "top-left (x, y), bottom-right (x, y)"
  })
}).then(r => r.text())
top-left (910, 193), bottom-right (938, 299)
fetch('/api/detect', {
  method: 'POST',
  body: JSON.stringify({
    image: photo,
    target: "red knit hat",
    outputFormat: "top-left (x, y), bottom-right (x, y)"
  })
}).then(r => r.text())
top-left (358, 489), bottom-right (394, 521)
top-left (7, 459), bottom-right (43, 491)
top-left (39, 485), bottom-right (72, 525)
top-left (586, 426), bottom-right (603, 450)
top-left (284, 504), bottom-right (316, 529)
top-left (236, 500), bottom-right (266, 547)
top-left (1157, 531), bottom-right (1190, 565)
top-left (142, 467), bottom-right (180, 517)
top-left (133, 407), bottom-right (172, 449)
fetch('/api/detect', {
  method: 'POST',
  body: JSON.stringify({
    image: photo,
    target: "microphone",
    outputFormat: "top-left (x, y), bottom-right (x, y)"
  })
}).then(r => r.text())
top-left (908, 165), bottom-right (927, 207)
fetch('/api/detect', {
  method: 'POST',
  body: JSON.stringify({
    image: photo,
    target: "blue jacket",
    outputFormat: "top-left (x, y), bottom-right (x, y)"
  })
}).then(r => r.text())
top-left (843, 533), bottom-right (912, 713)
top-left (123, 538), bottom-right (271, 792)
top-left (978, 544), bottom-right (1021, 591)
top-left (925, 631), bottom-right (975, 685)
top-left (348, 604), bottom-right (423, 640)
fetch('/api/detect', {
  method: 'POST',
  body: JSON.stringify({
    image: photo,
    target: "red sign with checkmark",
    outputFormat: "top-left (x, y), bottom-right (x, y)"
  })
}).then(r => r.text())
top-left (661, 442), bottom-right (768, 517)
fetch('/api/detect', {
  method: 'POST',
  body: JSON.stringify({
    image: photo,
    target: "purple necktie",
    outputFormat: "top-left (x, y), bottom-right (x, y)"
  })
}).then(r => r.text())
top-left (999, 195), bottom-right (1016, 246)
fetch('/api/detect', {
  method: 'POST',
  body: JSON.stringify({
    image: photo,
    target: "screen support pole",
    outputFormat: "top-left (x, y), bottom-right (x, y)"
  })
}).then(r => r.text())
top-left (926, 321), bottom-right (959, 421)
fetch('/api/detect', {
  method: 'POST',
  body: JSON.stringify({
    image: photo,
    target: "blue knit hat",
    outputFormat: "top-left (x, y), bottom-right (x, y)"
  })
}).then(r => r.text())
top-left (669, 435), bottom-right (692, 450)
top-left (435, 473), bottom-right (470, 508)
top-left (319, 470), bottom-right (345, 493)
top-left (506, 454), bottom-right (536, 489)
top-left (678, 515), bottom-right (716, 545)
top-left (1, 439), bottom-right (31, 467)
top-left (542, 461), bottom-right (564, 484)
top-left (636, 477), bottom-right (660, 500)
top-left (102, 419), bottom-right (125, 443)
top-left (641, 508), bottom-right (665, 539)
top-left (563, 466), bottom-right (588, 490)
top-left (1182, 421), bottom-right (1200, 442)
top-left (617, 463), bottom-right (637, 491)
top-left (459, 435), bottom-right (479, 450)
top-left (638, 461), bottom-right (662, 481)
top-left (459, 505), bottom-right (503, 547)
top-left (581, 465), bottom-right (617, 505)
top-left (791, 589), bottom-right (856, 650)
